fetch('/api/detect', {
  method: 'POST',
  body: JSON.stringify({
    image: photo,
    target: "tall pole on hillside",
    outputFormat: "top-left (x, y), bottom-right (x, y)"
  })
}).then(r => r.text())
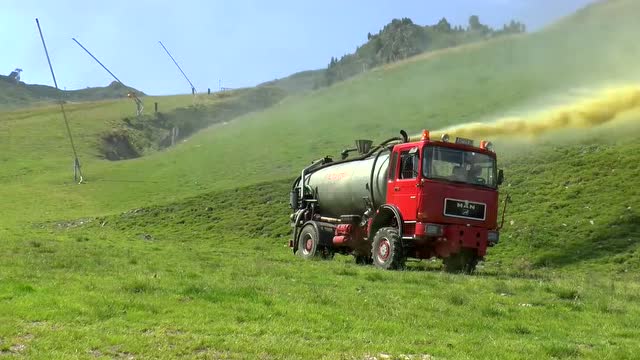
top-left (35, 18), bottom-right (84, 184)
top-left (72, 37), bottom-right (144, 116)
top-left (158, 41), bottom-right (196, 95)
top-left (72, 38), bottom-right (124, 84)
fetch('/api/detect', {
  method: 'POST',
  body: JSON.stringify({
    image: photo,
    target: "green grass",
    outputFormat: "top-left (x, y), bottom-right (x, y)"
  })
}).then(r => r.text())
top-left (1, 0), bottom-right (640, 358)
top-left (493, 138), bottom-right (640, 273)
top-left (1, 181), bottom-right (638, 359)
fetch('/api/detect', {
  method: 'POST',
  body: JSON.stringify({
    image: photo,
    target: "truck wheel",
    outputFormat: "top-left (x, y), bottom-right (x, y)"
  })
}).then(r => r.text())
top-left (297, 223), bottom-right (332, 260)
top-left (443, 248), bottom-right (479, 274)
top-left (371, 227), bottom-right (405, 270)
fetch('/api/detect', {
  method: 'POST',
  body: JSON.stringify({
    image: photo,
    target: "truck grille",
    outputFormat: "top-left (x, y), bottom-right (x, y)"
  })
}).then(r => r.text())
top-left (444, 198), bottom-right (486, 221)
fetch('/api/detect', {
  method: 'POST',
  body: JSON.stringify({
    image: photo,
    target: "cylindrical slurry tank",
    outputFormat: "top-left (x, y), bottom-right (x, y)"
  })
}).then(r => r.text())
top-left (305, 151), bottom-right (390, 218)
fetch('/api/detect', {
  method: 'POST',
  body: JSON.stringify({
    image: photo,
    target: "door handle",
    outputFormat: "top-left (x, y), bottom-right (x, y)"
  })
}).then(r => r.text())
top-left (394, 187), bottom-right (400, 191)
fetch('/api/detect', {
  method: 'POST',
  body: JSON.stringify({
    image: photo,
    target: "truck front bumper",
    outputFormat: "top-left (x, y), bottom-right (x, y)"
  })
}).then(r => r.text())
top-left (414, 222), bottom-right (497, 257)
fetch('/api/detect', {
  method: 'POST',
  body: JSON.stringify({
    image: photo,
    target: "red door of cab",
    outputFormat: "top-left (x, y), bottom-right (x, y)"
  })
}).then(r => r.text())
top-left (387, 145), bottom-right (420, 221)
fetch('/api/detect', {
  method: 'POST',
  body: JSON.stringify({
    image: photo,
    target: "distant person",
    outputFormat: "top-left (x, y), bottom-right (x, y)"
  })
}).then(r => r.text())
top-left (127, 92), bottom-right (144, 116)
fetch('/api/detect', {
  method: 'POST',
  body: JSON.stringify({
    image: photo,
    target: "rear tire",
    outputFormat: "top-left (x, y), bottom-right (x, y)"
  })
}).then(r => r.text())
top-left (371, 227), bottom-right (405, 270)
top-left (443, 248), bottom-right (479, 274)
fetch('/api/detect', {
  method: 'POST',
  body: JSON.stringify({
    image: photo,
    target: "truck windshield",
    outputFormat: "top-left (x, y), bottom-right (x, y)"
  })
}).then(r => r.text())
top-left (423, 145), bottom-right (497, 188)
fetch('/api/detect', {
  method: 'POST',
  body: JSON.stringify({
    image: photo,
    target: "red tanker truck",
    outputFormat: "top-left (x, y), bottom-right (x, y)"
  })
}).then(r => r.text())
top-left (288, 129), bottom-right (507, 273)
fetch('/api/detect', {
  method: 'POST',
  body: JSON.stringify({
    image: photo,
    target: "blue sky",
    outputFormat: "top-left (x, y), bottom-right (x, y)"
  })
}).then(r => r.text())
top-left (1, 0), bottom-right (595, 95)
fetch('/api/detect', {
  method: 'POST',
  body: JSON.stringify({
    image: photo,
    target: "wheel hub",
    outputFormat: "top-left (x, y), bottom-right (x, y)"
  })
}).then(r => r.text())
top-left (378, 238), bottom-right (391, 261)
top-left (305, 238), bottom-right (313, 253)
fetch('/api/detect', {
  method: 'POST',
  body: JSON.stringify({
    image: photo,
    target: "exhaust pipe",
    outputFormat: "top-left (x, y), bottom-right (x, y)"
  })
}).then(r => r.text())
top-left (400, 130), bottom-right (408, 143)
top-left (355, 139), bottom-right (373, 154)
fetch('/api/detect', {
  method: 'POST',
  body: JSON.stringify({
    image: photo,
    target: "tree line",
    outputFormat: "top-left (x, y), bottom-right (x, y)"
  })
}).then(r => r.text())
top-left (319, 15), bottom-right (526, 88)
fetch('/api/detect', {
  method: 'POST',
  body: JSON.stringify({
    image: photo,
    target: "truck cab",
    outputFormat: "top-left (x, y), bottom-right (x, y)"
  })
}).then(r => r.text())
top-left (376, 130), bottom-right (502, 271)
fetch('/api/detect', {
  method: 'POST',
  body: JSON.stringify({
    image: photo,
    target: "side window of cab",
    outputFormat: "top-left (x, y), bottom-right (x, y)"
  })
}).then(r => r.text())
top-left (399, 147), bottom-right (419, 179)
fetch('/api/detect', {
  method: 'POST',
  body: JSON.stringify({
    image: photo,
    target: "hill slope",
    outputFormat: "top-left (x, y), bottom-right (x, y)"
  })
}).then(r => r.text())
top-left (261, 15), bottom-right (525, 94)
top-left (2, 0), bottom-right (639, 225)
top-left (258, 69), bottom-right (326, 94)
top-left (0, 76), bottom-right (144, 110)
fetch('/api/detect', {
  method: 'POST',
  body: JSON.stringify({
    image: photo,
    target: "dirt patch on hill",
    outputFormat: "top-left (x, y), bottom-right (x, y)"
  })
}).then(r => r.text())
top-left (99, 86), bottom-right (286, 160)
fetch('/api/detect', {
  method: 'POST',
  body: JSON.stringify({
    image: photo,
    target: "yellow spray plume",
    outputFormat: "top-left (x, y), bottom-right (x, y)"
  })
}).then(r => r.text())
top-left (420, 86), bottom-right (640, 140)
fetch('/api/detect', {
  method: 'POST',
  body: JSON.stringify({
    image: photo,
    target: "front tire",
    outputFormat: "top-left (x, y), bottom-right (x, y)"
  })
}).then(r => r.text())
top-left (371, 227), bottom-right (405, 270)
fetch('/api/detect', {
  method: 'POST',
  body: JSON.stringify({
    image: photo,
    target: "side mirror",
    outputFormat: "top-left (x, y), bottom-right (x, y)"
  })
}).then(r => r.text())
top-left (497, 169), bottom-right (504, 186)
top-left (289, 189), bottom-right (299, 209)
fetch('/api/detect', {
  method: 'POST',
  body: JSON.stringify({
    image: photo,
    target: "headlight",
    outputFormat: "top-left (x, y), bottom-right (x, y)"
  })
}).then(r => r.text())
top-left (441, 133), bottom-right (450, 142)
top-left (425, 223), bottom-right (443, 236)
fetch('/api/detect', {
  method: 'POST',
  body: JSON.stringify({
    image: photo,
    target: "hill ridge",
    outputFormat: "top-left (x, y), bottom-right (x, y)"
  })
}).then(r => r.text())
top-left (0, 74), bottom-right (145, 110)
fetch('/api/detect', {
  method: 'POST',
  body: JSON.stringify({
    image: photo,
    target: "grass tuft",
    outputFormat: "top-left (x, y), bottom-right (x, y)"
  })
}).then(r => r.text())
top-left (448, 293), bottom-right (468, 306)
top-left (123, 279), bottom-right (157, 294)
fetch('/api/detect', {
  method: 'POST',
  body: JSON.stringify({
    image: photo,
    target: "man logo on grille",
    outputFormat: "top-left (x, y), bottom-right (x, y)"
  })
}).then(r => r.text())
top-left (457, 201), bottom-right (476, 211)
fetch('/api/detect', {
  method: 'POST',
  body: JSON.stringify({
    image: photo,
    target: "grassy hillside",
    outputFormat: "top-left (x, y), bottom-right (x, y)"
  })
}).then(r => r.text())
top-left (261, 15), bottom-right (525, 93)
top-left (99, 86), bottom-right (286, 160)
top-left (1, 0), bottom-right (640, 358)
top-left (0, 76), bottom-right (144, 111)
top-left (4, 0), bottom-right (637, 225)
top-left (0, 92), bottom-right (236, 216)
top-left (322, 16), bottom-right (525, 88)
top-left (258, 69), bottom-right (326, 94)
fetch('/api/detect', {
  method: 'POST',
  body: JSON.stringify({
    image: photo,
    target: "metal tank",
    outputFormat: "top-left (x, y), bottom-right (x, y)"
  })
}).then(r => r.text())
top-left (305, 151), bottom-right (390, 218)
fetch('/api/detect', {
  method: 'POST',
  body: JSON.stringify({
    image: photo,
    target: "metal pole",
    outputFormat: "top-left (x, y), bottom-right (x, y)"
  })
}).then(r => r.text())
top-left (73, 37), bottom-right (142, 117)
top-left (72, 38), bottom-right (123, 84)
top-left (36, 18), bottom-right (84, 184)
top-left (158, 41), bottom-right (196, 94)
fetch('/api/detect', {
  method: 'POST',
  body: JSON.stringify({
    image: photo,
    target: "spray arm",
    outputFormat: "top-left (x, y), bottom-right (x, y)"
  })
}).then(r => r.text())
top-left (497, 193), bottom-right (512, 230)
